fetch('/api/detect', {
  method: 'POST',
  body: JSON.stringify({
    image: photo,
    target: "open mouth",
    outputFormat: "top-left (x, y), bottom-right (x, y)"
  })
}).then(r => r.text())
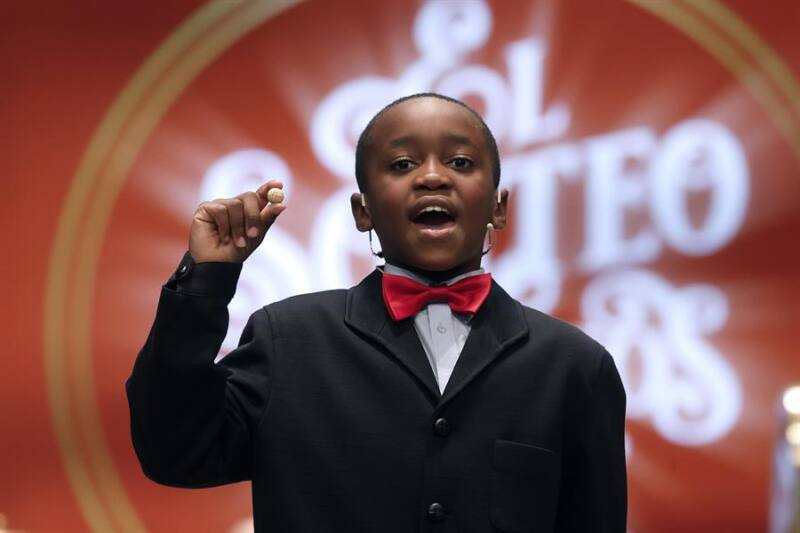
top-left (412, 206), bottom-right (456, 237)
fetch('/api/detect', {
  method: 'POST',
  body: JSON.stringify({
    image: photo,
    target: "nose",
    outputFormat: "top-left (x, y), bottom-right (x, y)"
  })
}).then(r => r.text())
top-left (414, 158), bottom-right (452, 191)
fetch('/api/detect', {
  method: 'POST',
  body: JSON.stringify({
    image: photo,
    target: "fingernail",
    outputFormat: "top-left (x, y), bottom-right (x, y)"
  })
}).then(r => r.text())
top-left (247, 226), bottom-right (258, 238)
top-left (236, 236), bottom-right (246, 247)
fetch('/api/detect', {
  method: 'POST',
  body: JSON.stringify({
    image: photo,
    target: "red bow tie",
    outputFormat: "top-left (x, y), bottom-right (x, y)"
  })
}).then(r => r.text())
top-left (381, 272), bottom-right (492, 321)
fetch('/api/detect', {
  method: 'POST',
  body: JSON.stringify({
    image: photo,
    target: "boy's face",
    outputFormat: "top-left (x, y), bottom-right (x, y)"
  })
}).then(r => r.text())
top-left (351, 97), bottom-right (507, 276)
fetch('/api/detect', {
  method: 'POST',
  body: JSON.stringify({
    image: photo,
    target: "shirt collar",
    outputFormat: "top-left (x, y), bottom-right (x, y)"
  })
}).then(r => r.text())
top-left (382, 262), bottom-right (486, 286)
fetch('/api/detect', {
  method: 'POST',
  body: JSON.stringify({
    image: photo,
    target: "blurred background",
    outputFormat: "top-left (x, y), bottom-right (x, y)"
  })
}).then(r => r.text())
top-left (2, 0), bottom-right (799, 531)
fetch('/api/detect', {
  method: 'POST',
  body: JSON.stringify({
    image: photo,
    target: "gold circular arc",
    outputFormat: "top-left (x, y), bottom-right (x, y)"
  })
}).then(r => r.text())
top-left (43, 1), bottom-right (302, 531)
top-left (687, 0), bottom-right (800, 117)
top-left (626, 0), bottom-right (800, 159)
top-left (43, 0), bottom-right (800, 531)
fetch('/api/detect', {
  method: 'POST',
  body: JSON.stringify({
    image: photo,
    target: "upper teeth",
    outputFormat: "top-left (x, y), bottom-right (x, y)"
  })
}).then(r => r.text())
top-left (420, 206), bottom-right (450, 215)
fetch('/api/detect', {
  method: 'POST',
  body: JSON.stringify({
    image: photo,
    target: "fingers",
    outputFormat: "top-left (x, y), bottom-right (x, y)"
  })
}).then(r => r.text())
top-left (226, 198), bottom-right (247, 248)
top-left (255, 179), bottom-right (286, 230)
top-left (202, 198), bottom-right (246, 248)
top-left (238, 192), bottom-right (263, 238)
top-left (196, 180), bottom-right (286, 249)
top-left (204, 201), bottom-right (232, 245)
top-left (256, 179), bottom-right (283, 205)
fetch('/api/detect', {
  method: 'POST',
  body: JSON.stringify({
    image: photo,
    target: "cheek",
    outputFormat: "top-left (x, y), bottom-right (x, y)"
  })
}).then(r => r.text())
top-left (467, 209), bottom-right (496, 246)
top-left (462, 194), bottom-right (495, 226)
top-left (369, 202), bottom-right (409, 243)
top-left (376, 201), bottom-right (409, 228)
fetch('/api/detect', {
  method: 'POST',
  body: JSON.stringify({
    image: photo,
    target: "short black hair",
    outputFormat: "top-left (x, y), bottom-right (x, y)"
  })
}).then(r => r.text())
top-left (354, 92), bottom-right (501, 192)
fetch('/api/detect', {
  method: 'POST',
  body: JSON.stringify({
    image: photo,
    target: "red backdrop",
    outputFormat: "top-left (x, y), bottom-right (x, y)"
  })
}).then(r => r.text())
top-left (3, 1), bottom-right (800, 531)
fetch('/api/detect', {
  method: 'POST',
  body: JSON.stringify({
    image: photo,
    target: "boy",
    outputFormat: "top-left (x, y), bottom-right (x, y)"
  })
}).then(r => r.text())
top-left (127, 93), bottom-right (627, 532)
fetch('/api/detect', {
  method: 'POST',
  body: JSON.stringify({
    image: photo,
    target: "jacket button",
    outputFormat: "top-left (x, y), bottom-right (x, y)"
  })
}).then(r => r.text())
top-left (176, 262), bottom-right (191, 279)
top-left (433, 417), bottom-right (450, 437)
top-left (427, 502), bottom-right (445, 522)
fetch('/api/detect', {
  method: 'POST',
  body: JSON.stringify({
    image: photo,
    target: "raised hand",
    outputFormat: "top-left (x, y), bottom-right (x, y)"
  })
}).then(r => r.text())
top-left (189, 180), bottom-right (286, 263)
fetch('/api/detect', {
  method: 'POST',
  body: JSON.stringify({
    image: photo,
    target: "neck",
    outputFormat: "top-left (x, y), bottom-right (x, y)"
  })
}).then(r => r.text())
top-left (386, 257), bottom-right (483, 283)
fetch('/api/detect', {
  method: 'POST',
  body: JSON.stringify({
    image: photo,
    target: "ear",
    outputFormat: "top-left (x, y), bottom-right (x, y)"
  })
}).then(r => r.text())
top-left (491, 188), bottom-right (508, 230)
top-left (350, 192), bottom-right (373, 232)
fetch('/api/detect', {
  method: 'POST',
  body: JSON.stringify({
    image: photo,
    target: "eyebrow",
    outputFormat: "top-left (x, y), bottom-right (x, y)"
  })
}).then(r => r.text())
top-left (443, 133), bottom-right (478, 148)
top-left (387, 136), bottom-right (416, 148)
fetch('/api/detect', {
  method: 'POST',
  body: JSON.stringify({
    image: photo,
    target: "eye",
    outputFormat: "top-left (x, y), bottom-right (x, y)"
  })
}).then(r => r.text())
top-left (390, 158), bottom-right (416, 171)
top-left (449, 156), bottom-right (474, 170)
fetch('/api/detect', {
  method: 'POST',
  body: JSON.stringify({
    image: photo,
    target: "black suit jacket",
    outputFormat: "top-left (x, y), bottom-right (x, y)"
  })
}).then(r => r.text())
top-left (127, 257), bottom-right (627, 532)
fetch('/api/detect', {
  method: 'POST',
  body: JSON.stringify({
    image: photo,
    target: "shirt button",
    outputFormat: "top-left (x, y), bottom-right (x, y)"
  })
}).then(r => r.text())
top-left (433, 417), bottom-right (450, 437)
top-left (427, 502), bottom-right (445, 522)
top-left (436, 323), bottom-right (447, 334)
top-left (179, 265), bottom-right (188, 273)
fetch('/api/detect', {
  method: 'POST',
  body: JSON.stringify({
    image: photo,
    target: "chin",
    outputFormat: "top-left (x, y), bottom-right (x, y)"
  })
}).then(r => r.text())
top-left (405, 251), bottom-right (476, 273)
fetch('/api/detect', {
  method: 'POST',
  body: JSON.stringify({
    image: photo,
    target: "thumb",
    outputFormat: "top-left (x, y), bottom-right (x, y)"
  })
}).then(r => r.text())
top-left (260, 202), bottom-right (287, 228)
top-left (256, 180), bottom-right (283, 207)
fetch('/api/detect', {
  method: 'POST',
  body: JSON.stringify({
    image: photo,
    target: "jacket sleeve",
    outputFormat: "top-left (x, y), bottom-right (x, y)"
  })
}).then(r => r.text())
top-left (555, 348), bottom-right (628, 532)
top-left (125, 253), bottom-right (274, 488)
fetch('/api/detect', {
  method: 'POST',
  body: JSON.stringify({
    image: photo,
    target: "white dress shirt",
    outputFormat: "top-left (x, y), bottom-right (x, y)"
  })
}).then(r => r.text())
top-left (383, 263), bottom-right (486, 394)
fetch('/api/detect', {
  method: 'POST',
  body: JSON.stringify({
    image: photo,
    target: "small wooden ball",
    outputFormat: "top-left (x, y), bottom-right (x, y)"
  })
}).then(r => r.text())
top-left (266, 188), bottom-right (284, 204)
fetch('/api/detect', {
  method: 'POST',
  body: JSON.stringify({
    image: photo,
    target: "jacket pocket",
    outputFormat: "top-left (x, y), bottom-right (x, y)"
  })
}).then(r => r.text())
top-left (489, 439), bottom-right (560, 533)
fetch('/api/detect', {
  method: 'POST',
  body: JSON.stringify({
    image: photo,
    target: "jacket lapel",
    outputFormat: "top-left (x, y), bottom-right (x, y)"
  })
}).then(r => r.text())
top-left (345, 270), bottom-right (530, 407)
top-left (345, 270), bottom-right (442, 402)
top-left (438, 279), bottom-right (529, 409)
